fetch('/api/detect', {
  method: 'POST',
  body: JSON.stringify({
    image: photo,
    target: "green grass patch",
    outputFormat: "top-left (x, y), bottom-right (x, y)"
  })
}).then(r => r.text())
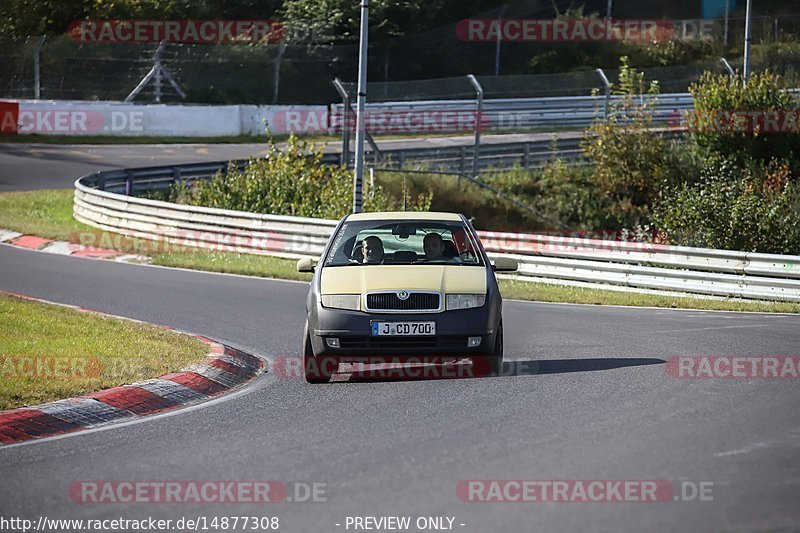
top-left (1, 189), bottom-right (797, 314)
top-left (499, 279), bottom-right (800, 314)
top-left (0, 189), bottom-right (87, 240)
top-left (0, 293), bottom-right (209, 410)
top-left (152, 250), bottom-right (312, 282)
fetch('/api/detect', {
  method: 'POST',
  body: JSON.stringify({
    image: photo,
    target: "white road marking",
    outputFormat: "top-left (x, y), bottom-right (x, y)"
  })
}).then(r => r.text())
top-left (650, 324), bottom-right (773, 333)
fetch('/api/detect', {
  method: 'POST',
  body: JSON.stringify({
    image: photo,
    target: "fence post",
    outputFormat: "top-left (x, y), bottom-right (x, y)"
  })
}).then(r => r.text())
top-left (332, 78), bottom-right (351, 167)
top-left (125, 41), bottom-right (185, 103)
top-left (494, 4), bottom-right (508, 76)
top-left (33, 36), bottom-right (46, 99)
top-left (723, 0), bottom-right (730, 47)
top-left (466, 74), bottom-right (483, 178)
top-left (272, 43), bottom-right (287, 104)
top-left (595, 68), bottom-right (611, 120)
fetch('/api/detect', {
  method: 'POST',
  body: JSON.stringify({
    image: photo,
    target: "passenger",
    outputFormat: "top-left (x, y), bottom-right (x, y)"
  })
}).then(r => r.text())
top-left (423, 232), bottom-right (446, 261)
top-left (362, 236), bottom-right (385, 264)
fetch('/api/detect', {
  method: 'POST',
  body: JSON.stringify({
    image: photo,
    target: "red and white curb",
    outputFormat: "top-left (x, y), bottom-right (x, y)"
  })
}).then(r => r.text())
top-left (0, 229), bottom-right (149, 263)
top-left (0, 291), bottom-right (264, 445)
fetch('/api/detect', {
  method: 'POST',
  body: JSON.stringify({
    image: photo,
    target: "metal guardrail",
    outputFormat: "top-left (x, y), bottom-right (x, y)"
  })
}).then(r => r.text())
top-left (331, 92), bottom-right (694, 134)
top-left (74, 162), bottom-right (800, 302)
top-left (374, 137), bottom-right (585, 173)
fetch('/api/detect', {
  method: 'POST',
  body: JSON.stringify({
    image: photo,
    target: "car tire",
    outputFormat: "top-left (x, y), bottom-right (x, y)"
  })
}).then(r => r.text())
top-left (303, 323), bottom-right (332, 384)
top-left (488, 322), bottom-right (504, 376)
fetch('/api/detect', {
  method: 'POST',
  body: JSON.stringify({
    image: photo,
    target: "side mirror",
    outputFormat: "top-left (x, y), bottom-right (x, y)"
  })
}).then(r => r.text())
top-left (492, 257), bottom-right (518, 272)
top-left (297, 258), bottom-right (316, 273)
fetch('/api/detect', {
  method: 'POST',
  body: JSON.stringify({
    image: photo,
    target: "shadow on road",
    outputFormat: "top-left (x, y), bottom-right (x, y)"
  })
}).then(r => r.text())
top-left (334, 357), bottom-right (666, 383)
top-left (503, 357), bottom-right (666, 376)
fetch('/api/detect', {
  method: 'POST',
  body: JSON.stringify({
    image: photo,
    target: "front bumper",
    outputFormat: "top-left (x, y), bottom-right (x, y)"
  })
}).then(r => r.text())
top-left (310, 305), bottom-right (499, 357)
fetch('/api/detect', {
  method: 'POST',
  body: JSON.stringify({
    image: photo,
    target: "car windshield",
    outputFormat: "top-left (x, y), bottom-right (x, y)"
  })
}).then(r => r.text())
top-left (324, 219), bottom-right (483, 267)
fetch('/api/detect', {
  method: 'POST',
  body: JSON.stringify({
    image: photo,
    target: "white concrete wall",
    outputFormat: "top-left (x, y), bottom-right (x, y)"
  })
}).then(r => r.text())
top-left (12, 100), bottom-right (333, 137)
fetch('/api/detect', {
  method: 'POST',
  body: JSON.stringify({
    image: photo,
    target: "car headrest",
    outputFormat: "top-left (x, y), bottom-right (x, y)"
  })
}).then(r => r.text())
top-left (442, 239), bottom-right (458, 258)
top-left (352, 240), bottom-right (364, 262)
top-left (387, 250), bottom-right (418, 263)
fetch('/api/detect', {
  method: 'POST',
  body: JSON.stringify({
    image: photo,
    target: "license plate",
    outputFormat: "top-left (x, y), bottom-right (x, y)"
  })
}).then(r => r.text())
top-left (371, 321), bottom-right (436, 336)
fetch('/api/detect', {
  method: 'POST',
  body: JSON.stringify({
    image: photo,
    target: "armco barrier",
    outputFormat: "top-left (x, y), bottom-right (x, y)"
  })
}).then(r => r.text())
top-left (74, 162), bottom-right (800, 302)
top-left (331, 92), bottom-right (694, 133)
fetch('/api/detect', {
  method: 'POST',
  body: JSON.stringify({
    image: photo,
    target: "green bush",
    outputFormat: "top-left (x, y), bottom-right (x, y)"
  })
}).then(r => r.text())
top-left (582, 57), bottom-right (680, 229)
top-left (167, 135), bottom-right (432, 218)
top-left (688, 70), bottom-right (800, 169)
top-left (653, 157), bottom-right (800, 253)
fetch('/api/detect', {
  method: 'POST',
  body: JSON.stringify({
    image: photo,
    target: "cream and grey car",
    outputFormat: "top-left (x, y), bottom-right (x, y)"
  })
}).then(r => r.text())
top-left (297, 211), bottom-right (517, 383)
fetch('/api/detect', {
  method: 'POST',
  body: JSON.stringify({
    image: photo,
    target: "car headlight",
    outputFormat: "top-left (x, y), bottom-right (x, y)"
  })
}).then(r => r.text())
top-left (446, 294), bottom-right (486, 310)
top-left (321, 294), bottom-right (361, 311)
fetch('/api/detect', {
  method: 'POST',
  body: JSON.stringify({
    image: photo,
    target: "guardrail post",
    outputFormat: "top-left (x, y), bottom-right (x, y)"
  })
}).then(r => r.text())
top-left (466, 74), bottom-right (484, 177)
top-left (595, 68), bottom-right (611, 120)
top-left (459, 146), bottom-right (466, 174)
top-left (172, 167), bottom-right (182, 186)
top-left (332, 78), bottom-right (351, 167)
top-left (720, 57), bottom-right (735, 77)
top-left (397, 151), bottom-right (405, 169)
top-left (125, 171), bottom-right (133, 196)
top-left (523, 143), bottom-right (531, 169)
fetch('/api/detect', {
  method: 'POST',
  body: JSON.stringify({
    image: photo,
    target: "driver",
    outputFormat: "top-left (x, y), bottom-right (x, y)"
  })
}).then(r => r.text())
top-left (423, 232), bottom-right (446, 261)
top-left (362, 236), bottom-right (385, 264)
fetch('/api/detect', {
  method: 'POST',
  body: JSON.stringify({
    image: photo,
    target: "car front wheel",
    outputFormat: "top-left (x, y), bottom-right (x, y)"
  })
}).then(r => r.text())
top-left (303, 322), bottom-right (332, 384)
top-left (488, 322), bottom-right (504, 376)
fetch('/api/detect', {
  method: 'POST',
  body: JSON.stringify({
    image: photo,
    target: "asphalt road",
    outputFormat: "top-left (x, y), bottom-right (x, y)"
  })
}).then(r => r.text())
top-left (0, 132), bottom-right (571, 193)
top-left (0, 144), bottom-right (274, 192)
top-left (1, 243), bottom-right (799, 532)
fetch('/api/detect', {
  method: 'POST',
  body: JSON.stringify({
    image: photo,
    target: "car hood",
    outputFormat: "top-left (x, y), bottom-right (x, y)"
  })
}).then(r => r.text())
top-left (320, 265), bottom-right (487, 295)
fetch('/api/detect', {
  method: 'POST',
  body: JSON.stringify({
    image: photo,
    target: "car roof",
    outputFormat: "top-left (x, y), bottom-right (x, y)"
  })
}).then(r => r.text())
top-left (346, 211), bottom-right (462, 222)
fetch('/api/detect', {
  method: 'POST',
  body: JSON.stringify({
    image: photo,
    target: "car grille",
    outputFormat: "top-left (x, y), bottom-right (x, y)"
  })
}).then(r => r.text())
top-left (338, 337), bottom-right (468, 350)
top-left (366, 292), bottom-right (440, 312)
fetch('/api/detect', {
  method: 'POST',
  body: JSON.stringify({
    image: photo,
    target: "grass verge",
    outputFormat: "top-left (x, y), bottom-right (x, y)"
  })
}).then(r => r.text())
top-left (1, 189), bottom-right (798, 313)
top-left (0, 293), bottom-right (209, 410)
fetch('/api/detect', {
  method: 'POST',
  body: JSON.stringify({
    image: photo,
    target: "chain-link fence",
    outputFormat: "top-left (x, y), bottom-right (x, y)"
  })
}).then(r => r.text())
top-left (2, 12), bottom-right (799, 104)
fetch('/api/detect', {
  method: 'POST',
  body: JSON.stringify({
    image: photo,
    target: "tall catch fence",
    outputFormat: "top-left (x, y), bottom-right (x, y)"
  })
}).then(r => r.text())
top-left (2, 9), bottom-right (799, 104)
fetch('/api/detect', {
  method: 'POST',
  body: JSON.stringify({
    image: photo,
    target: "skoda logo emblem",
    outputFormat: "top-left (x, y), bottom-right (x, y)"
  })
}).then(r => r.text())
top-left (397, 291), bottom-right (410, 300)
